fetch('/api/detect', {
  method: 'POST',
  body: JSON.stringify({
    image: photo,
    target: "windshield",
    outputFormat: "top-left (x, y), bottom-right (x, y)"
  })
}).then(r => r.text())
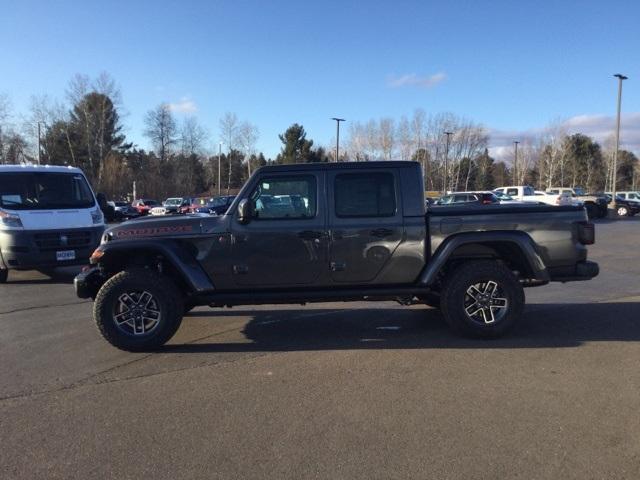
top-left (0, 172), bottom-right (95, 210)
top-left (209, 196), bottom-right (230, 207)
top-left (164, 198), bottom-right (182, 206)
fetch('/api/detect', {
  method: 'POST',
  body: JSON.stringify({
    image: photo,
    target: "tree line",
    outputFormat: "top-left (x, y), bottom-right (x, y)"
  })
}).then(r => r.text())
top-left (0, 73), bottom-right (637, 200)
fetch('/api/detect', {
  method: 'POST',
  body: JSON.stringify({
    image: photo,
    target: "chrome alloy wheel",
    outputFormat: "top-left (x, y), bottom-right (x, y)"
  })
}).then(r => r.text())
top-left (113, 291), bottom-right (162, 336)
top-left (464, 281), bottom-right (508, 325)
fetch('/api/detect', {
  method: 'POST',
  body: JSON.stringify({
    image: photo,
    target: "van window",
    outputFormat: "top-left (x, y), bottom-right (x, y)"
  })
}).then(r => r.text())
top-left (0, 172), bottom-right (95, 210)
top-left (334, 172), bottom-right (396, 217)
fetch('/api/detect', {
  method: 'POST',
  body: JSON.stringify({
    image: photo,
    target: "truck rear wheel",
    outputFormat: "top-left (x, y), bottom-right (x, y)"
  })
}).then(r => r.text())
top-left (0, 268), bottom-right (7, 283)
top-left (94, 268), bottom-right (184, 351)
top-left (441, 261), bottom-right (524, 338)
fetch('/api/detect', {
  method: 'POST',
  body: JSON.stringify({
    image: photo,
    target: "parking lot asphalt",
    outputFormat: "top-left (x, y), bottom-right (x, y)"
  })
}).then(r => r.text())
top-left (2, 217), bottom-right (640, 479)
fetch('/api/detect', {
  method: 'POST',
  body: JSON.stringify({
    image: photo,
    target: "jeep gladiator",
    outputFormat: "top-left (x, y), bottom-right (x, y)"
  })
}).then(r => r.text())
top-left (75, 161), bottom-right (599, 351)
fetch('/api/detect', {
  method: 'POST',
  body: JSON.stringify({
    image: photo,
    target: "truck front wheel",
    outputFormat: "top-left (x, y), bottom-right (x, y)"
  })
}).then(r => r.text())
top-left (441, 261), bottom-right (524, 338)
top-left (93, 268), bottom-right (184, 351)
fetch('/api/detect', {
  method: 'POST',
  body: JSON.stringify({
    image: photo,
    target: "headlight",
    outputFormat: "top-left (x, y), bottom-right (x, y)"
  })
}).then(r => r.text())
top-left (0, 209), bottom-right (23, 228)
top-left (91, 207), bottom-right (104, 225)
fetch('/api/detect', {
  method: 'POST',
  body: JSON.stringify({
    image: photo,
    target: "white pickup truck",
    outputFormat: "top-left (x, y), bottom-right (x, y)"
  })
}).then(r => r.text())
top-left (494, 186), bottom-right (571, 206)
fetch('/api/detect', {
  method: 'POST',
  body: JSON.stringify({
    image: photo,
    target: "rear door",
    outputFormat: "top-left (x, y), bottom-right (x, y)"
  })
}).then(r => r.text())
top-left (327, 169), bottom-right (403, 284)
top-left (230, 172), bottom-right (327, 287)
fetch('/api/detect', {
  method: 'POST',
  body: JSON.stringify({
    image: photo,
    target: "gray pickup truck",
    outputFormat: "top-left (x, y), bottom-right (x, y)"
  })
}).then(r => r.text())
top-left (75, 161), bottom-right (598, 351)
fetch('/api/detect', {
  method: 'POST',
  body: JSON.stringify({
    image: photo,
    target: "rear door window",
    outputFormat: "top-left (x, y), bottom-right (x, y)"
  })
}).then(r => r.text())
top-left (334, 172), bottom-right (396, 217)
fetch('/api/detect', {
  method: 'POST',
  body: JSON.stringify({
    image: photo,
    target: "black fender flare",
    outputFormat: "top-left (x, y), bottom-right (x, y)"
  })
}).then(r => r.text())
top-left (94, 239), bottom-right (215, 294)
top-left (417, 231), bottom-right (550, 286)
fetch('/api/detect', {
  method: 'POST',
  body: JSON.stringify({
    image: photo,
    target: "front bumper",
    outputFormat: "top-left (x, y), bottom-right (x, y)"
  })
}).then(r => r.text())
top-left (0, 226), bottom-right (104, 270)
top-left (74, 266), bottom-right (105, 299)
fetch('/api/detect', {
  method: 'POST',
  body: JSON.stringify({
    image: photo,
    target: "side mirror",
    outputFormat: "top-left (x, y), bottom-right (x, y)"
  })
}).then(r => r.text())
top-left (237, 199), bottom-right (254, 224)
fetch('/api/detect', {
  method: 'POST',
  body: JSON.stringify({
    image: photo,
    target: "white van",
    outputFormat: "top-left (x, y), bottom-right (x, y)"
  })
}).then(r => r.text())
top-left (0, 165), bottom-right (105, 282)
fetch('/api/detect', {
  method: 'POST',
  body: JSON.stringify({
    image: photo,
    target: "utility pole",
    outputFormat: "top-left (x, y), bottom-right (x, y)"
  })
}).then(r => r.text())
top-left (513, 140), bottom-right (520, 184)
top-left (218, 142), bottom-right (222, 196)
top-left (612, 73), bottom-right (628, 206)
top-left (331, 118), bottom-right (345, 162)
top-left (443, 131), bottom-right (453, 194)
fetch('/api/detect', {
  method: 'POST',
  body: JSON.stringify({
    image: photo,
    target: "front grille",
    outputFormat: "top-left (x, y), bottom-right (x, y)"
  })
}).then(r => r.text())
top-left (34, 231), bottom-right (92, 251)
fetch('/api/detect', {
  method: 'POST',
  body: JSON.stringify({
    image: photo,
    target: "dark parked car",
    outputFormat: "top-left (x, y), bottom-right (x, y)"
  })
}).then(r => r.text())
top-left (605, 194), bottom-right (640, 217)
top-left (195, 195), bottom-right (236, 215)
top-left (76, 161), bottom-right (598, 351)
top-left (112, 201), bottom-right (139, 221)
top-left (435, 192), bottom-right (499, 206)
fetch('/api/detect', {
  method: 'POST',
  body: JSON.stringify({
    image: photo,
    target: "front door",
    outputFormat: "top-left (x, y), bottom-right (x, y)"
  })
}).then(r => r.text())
top-left (230, 172), bottom-right (327, 287)
top-left (327, 169), bottom-right (404, 284)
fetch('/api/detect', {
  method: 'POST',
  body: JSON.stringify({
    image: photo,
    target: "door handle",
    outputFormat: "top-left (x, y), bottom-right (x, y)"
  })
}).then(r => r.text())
top-left (370, 228), bottom-right (394, 238)
top-left (297, 230), bottom-right (325, 240)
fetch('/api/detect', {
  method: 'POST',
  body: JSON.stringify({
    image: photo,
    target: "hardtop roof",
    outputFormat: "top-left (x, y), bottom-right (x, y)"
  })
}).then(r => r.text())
top-left (254, 160), bottom-right (420, 175)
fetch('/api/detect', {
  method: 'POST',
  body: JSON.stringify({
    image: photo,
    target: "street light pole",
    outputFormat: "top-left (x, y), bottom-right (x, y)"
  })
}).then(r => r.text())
top-left (218, 142), bottom-right (222, 196)
top-left (443, 131), bottom-right (453, 194)
top-left (513, 140), bottom-right (520, 184)
top-left (612, 73), bottom-right (628, 205)
top-left (331, 118), bottom-right (345, 162)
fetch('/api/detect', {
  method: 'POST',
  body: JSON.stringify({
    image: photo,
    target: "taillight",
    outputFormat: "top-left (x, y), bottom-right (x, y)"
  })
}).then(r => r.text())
top-left (577, 221), bottom-right (595, 245)
top-left (555, 196), bottom-right (561, 205)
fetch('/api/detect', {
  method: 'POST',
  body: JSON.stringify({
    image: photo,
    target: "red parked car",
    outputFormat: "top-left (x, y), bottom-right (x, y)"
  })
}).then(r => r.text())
top-left (132, 199), bottom-right (159, 215)
top-left (179, 197), bottom-right (209, 214)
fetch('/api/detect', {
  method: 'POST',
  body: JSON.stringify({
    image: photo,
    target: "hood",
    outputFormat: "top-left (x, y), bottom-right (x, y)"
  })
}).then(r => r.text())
top-left (105, 214), bottom-right (209, 241)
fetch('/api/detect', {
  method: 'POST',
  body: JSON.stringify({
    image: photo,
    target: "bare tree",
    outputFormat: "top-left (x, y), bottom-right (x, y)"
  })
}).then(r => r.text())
top-left (379, 118), bottom-right (395, 160)
top-left (0, 94), bottom-right (11, 163)
top-left (219, 112), bottom-right (240, 191)
top-left (397, 115), bottom-right (412, 160)
top-left (411, 108), bottom-right (427, 184)
top-left (144, 103), bottom-right (177, 162)
top-left (238, 121), bottom-right (259, 177)
top-left (180, 116), bottom-right (208, 156)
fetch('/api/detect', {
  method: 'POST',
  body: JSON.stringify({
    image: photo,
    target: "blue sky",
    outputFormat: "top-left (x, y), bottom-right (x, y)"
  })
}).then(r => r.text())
top-left (1, 0), bottom-right (638, 158)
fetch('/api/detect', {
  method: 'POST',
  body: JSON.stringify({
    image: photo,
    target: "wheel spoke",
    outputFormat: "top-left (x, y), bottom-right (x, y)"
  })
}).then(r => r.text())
top-left (465, 303), bottom-right (482, 316)
top-left (492, 297), bottom-right (508, 308)
top-left (466, 285), bottom-right (483, 300)
top-left (484, 281), bottom-right (498, 296)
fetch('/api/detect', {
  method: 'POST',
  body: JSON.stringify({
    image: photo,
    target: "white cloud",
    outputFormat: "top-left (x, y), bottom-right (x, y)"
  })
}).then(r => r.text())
top-left (167, 97), bottom-right (197, 113)
top-left (488, 112), bottom-right (640, 162)
top-left (387, 72), bottom-right (447, 89)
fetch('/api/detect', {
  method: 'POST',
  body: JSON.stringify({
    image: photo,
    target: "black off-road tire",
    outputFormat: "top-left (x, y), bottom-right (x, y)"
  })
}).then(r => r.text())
top-left (585, 203), bottom-right (597, 220)
top-left (0, 268), bottom-right (7, 283)
top-left (441, 260), bottom-right (524, 338)
top-left (94, 268), bottom-right (184, 351)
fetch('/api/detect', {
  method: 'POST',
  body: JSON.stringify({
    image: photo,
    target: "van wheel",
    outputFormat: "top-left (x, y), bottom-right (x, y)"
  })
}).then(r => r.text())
top-left (441, 261), bottom-right (524, 338)
top-left (0, 268), bottom-right (7, 283)
top-left (94, 268), bottom-right (184, 351)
